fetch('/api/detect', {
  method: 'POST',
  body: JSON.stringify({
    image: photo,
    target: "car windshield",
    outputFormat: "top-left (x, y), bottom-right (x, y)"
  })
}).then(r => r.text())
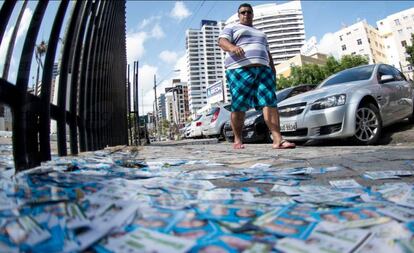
top-left (276, 87), bottom-right (293, 102)
top-left (320, 65), bottom-right (375, 87)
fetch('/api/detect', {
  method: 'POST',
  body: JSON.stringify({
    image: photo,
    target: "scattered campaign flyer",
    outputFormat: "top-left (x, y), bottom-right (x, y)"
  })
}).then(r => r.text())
top-left (330, 179), bottom-right (363, 189)
top-left (104, 227), bottom-right (195, 253)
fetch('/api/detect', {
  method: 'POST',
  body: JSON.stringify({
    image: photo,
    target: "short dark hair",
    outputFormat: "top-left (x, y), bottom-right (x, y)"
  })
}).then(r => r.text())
top-left (238, 3), bottom-right (253, 13)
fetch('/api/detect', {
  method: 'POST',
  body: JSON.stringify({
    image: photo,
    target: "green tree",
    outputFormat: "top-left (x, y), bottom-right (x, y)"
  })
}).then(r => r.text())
top-left (404, 33), bottom-right (414, 75)
top-left (338, 54), bottom-right (368, 71)
top-left (276, 54), bottom-right (370, 88)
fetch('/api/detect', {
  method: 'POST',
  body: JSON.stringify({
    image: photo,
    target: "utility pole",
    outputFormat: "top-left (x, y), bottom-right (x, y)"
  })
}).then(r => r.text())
top-left (135, 61), bottom-right (141, 145)
top-left (153, 74), bottom-right (159, 140)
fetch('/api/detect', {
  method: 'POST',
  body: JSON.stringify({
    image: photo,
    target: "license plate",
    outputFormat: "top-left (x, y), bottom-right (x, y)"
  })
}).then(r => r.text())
top-left (280, 122), bottom-right (297, 132)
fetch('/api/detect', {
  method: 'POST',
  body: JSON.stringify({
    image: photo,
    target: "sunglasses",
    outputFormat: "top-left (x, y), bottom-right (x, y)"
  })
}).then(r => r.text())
top-left (239, 11), bottom-right (253, 15)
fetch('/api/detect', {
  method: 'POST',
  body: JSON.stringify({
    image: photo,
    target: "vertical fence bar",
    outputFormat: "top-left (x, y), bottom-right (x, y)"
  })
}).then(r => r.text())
top-left (69, 1), bottom-right (91, 155)
top-left (13, 1), bottom-right (48, 171)
top-left (39, 0), bottom-right (70, 162)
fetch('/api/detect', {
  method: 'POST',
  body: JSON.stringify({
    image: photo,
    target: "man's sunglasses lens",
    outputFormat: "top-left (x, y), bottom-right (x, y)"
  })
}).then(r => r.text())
top-left (240, 11), bottom-right (252, 15)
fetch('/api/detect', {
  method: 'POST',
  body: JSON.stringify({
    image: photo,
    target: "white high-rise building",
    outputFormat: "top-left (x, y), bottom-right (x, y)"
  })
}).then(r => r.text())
top-left (377, 7), bottom-right (414, 78)
top-left (185, 20), bottom-right (226, 114)
top-left (334, 20), bottom-right (387, 64)
top-left (226, 1), bottom-right (306, 65)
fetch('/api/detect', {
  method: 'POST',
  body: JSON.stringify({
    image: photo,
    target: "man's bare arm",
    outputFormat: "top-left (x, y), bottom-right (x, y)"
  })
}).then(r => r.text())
top-left (268, 51), bottom-right (276, 76)
top-left (218, 38), bottom-right (245, 57)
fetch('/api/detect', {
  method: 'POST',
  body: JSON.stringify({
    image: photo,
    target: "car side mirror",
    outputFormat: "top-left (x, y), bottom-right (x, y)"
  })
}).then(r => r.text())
top-left (380, 75), bottom-right (394, 83)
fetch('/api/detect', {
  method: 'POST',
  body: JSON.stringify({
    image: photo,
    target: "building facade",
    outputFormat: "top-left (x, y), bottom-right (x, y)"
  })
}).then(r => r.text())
top-left (157, 93), bottom-right (166, 121)
top-left (226, 1), bottom-right (306, 65)
top-left (275, 53), bottom-right (328, 78)
top-left (185, 20), bottom-right (226, 114)
top-left (165, 79), bottom-right (190, 127)
top-left (377, 7), bottom-right (414, 78)
top-left (335, 20), bottom-right (386, 64)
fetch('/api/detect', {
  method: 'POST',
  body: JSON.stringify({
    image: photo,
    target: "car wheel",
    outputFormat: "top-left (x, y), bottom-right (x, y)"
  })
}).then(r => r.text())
top-left (352, 103), bottom-right (382, 145)
top-left (409, 104), bottom-right (414, 124)
top-left (219, 126), bottom-right (226, 141)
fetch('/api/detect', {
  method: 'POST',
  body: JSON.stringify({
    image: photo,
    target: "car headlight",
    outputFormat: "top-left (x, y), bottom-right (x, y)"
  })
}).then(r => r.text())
top-left (310, 94), bottom-right (346, 110)
top-left (245, 114), bottom-right (261, 126)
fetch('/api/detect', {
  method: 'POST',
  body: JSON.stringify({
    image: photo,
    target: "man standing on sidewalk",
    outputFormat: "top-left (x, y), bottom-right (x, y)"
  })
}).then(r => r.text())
top-left (218, 3), bottom-right (295, 149)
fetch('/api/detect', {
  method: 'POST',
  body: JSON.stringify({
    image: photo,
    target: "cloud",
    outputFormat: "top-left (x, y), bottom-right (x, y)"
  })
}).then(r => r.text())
top-left (0, 7), bottom-right (33, 81)
top-left (317, 32), bottom-right (340, 59)
top-left (126, 23), bottom-right (165, 65)
top-left (170, 2), bottom-right (191, 21)
top-left (159, 50), bottom-right (178, 64)
top-left (126, 31), bottom-right (148, 64)
top-left (173, 54), bottom-right (188, 82)
top-left (138, 16), bottom-right (161, 30)
top-left (151, 24), bottom-right (165, 39)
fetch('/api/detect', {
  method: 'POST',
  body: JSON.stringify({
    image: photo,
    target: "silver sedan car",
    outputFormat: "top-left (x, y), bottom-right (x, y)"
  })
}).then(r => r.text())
top-left (278, 64), bottom-right (414, 144)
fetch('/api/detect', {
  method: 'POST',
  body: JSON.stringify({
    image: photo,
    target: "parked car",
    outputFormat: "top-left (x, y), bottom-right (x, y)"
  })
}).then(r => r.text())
top-left (202, 104), bottom-right (232, 139)
top-left (179, 123), bottom-right (191, 139)
top-left (186, 114), bottom-right (207, 139)
top-left (278, 64), bottom-right (414, 145)
top-left (223, 84), bottom-right (316, 143)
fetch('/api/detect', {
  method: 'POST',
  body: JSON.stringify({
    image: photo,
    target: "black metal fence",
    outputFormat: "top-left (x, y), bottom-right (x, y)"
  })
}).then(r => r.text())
top-left (0, 0), bottom-right (128, 172)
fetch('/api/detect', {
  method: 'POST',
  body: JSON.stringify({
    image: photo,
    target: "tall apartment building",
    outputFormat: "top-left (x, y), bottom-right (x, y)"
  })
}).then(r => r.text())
top-left (165, 79), bottom-right (190, 127)
top-left (335, 20), bottom-right (386, 64)
top-left (377, 7), bottom-right (414, 78)
top-left (226, 1), bottom-right (306, 65)
top-left (165, 94), bottom-right (174, 122)
top-left (185, 20), bottom-right (226, 114)
top-left (157, 93), bottom-right (166, 121)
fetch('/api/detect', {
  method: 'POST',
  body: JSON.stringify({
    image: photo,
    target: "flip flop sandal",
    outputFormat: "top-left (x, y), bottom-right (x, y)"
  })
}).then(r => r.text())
top-left (273, 140), bottom-right (296, 149)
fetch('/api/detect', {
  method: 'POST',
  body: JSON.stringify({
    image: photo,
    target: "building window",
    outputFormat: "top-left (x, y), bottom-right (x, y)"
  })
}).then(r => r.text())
top-left (351, 52), bottom-right (356, 55)
top-left (402, 40), bottom-right (407, 47)
top-left (357, 39), bottom-right (362, 45)
top-left (342, 45), bottom-right (346, 51)
top-left (368, 38), bottom-right (371, 43)
top-left (339, 35), bottom-right (343, 41)
top-left (398, 29), bottom-right (403, 34)
top-left (403, 16), bottom-right (408, 20)
top-left (394, 19), bottom-right (401, 25)
top-left (346, 32), bottom-right (351, 35)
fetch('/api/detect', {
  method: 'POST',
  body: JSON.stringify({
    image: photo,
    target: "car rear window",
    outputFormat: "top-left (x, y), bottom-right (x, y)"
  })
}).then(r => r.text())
top-left (321, 65), bottom-right (375, 87)
top-left (206, 107), bottom-right (219, 116)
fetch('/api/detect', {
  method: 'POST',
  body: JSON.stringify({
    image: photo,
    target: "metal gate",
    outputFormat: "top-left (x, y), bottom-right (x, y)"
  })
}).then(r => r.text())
top-left (0, 0), bottom-right (128, 171)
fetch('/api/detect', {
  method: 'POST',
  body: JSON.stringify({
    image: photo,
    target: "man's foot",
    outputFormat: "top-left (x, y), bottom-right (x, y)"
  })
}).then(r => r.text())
top-left (233, 143), bottom-right (245, 149)
top-left (272, 140), bottom-right (296, 149)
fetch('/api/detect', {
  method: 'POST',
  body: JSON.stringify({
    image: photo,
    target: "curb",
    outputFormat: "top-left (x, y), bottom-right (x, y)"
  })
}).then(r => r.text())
top-left (149, 138), bottom-right (219, 146)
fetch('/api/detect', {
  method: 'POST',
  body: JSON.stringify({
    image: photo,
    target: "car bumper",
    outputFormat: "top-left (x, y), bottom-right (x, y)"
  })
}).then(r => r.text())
top-left (224, 122), bottom-right (269, 143)
top-left (280, 103), bottom-right (357, 141)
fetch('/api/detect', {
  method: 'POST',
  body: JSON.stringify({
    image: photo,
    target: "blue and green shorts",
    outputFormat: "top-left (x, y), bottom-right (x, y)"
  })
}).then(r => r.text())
top-left (226, 66), bottom-right (277, 112)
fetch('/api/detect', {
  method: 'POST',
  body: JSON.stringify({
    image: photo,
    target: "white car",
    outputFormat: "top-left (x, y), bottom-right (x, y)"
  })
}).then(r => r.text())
top-left (186, 114), bottom-right (207, 138)
top-left (202, 104), bottom-right (231, 139)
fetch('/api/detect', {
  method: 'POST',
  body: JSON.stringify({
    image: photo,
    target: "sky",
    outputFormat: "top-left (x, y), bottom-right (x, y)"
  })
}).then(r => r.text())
top-left (1, 1), bottom-right (413, 115)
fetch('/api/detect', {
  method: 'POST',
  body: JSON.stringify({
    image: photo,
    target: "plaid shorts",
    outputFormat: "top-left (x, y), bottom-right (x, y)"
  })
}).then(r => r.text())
top-left (226, 66), bottom-right (277, 112)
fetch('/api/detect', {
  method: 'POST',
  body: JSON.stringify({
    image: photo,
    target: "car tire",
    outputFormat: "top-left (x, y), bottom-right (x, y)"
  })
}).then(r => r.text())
top-left (219, 126), bottom-right (226, 141)
top-left (352, 103), bottom-right (382, 145)
top-left (408, 104), bottom-right (414, 124)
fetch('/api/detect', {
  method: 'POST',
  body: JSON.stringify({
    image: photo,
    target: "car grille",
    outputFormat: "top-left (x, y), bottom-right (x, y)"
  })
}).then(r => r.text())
top-left (281, 128), bottom-right (308, 137)
top-left (279, 102), bottom-right (307, 117)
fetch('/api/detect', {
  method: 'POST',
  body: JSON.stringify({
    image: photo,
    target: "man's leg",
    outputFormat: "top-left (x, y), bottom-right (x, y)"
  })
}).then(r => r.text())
top-left (231, 111), bottom-right (245, 149)
top-left (263, 106), bottom-right (295, 149)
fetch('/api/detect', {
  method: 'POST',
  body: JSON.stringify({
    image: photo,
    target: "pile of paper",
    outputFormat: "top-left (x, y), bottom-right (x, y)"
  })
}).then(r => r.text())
top-left (0, 147), bottom-right (413, 252)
